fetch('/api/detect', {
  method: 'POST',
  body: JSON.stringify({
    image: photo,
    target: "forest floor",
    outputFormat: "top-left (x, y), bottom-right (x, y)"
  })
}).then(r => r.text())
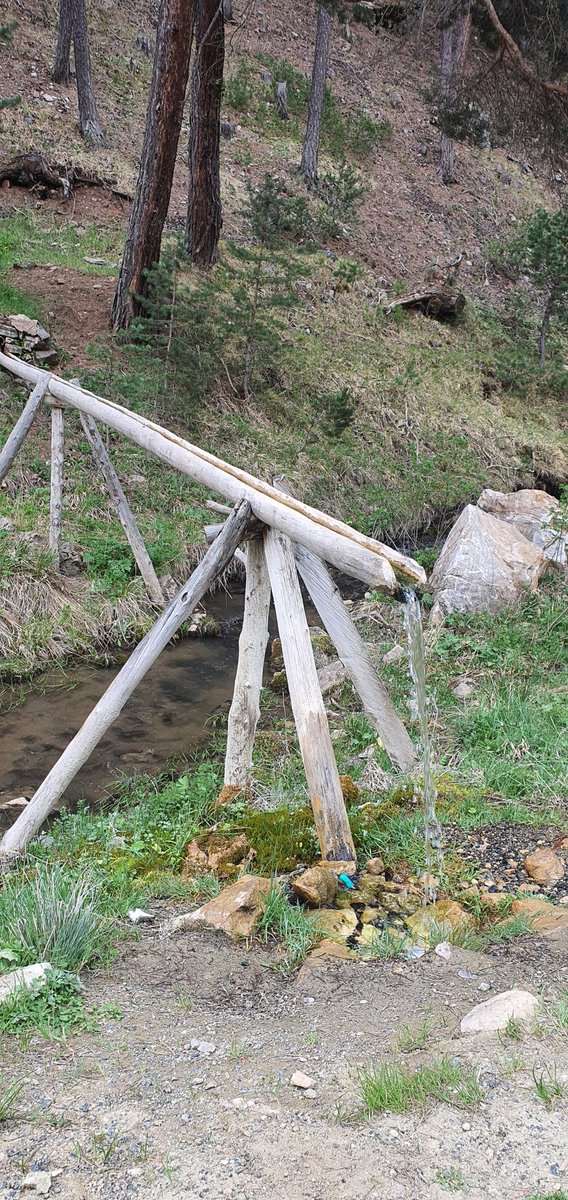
top-left (2, 917), bottom-right (568, 1200)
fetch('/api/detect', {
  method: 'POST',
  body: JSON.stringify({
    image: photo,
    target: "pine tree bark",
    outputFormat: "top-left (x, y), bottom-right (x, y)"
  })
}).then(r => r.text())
top-left (73, 0), bottom-right (104, 146)
top-left (439, 0), bottom-right (470, 185)
top-left (300, 3), bottom-right (332, 189)
top-left (186, 0), bottom-right (225, 267)
top-left (52, 0), bottom-right (74, 85)
top-left (112, 0), bottom-right (195, 331)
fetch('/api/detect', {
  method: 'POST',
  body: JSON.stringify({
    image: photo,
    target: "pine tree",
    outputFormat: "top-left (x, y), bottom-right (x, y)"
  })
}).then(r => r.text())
top-left (300, 4), bottom-right (333, 189)
top-left (112, 0), bottom-right (195, 330)
top-left (439, 0), bottom-right (471, 185)
top-left (507, 201), bottom-right (568, 368)
top-left (186, 0), bottom-right (225, 266)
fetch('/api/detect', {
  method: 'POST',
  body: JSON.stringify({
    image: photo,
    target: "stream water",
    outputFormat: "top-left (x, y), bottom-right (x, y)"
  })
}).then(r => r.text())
top-left (403, 590), bottom-right (445, 903)
top-left (0, 592), bottom-right (246, 809)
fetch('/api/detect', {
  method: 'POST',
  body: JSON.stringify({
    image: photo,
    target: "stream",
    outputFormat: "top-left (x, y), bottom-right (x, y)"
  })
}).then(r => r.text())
top-left (0, 592), bottom-right (247, 808)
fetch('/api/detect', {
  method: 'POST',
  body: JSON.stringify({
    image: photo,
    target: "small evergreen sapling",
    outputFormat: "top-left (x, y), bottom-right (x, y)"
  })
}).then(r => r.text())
top-left (507, 201), bottom-right (568, 368)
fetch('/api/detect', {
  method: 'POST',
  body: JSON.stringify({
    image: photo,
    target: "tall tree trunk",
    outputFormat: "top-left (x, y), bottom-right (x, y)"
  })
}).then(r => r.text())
top-left (186, 0), bottom-right (225, 266)
top-left (52, 0), bottom-right (74, 85)
top-left (223, 0), bottom-right (233, 19)
top-left (73, 0), bottom-right (104, 146)
top-left (415, 0), bottom-right (428, 57)
top-left (300, 4), bottom-right (332, 189)
top-left (439, 0), bottom-right (470, 185)
top-left (112, 0), bottom-right (195, 331)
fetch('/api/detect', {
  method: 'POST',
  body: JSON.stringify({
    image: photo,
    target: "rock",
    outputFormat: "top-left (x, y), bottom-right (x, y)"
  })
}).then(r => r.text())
top-left (381, 890), bottom-right (418, 917)
top-left (317, 659), bottom-right (347, 695)
top-left (365, 856), bottom-right (385, 876)
top-left (190, 1039), bottom-right (216, 1054)
top-left (22, 1172), bottom-right (52, 1195)
top-left (165, 875), bottom-right (271, 939)
top-left (405, 900), bottom-right (472, 943)
top-left (357, 924), bottom-right (405, 950)
top-left (8, 314), bottom-right (50, 344)
top-left (127, 908), bottom-right (155, 924)
top-left (429, 504), bottom-right (548, 620)
top-left (361, 906), bottom-right (380, 924)
top-left (434, 940), bottom-right (452, 959)
top-left (290, 1071), bottom-right (315, 1089)
top-left (315, 907), bottom-right (358, 942)
top-left (523, 848), bottom-right (565, 886)
top-left (510, 897), bottom-right (568, 933)
top-left (452, 677), bottom-right (475, 700)
top-left (460, 988), bottom-right (538, 1034)
top-left (478, 487), bottom-right (567, 568)
top-left (0, 795), bottom-right (29, 814)
top-left (318, 858), bottom-right (357, 877)
top-left (299, 939), bottom-right (353, 974)
top-left (182, 832), bottom-right (251, 880)
top-left (292, 864), bottom-right (338, 907)
top-left (382, 644), bottom-right (405, 665)
top-left (480, 892), bottom-right (508, 907)
top-left (0, 962), bottom-right (52, 1004)
top-left (0, 516), bottom-right (13, 531)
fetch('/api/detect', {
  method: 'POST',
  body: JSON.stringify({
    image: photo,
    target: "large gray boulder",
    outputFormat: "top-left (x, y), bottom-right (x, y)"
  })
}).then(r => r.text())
top-left (430, 504), bottom-right (548, 621)
top-left (478, 488), bottom-right (567, 569)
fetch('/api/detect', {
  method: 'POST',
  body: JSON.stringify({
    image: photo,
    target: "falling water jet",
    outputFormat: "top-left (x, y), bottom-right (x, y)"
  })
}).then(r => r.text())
top-left (403, 589), bottom-right (445, 904)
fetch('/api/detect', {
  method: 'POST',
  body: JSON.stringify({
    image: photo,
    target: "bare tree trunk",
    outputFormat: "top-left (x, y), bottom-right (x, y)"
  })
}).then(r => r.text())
top-left (223, 0), bottom-right (233, 19)
top-left (186, 0), bottom-right (225, 266)
top-left (415, 0), bottom-right (428, 57)
top-left (73, 0), bottom-right (104, 146)
top-left (52, 0), bottom-right (74, 84)
top-left (439, 0), bottom-right (470, 185)
top-left (300, 3), bottom-right (332, 189)
top-left (112, 0), bottom-right (195, 330)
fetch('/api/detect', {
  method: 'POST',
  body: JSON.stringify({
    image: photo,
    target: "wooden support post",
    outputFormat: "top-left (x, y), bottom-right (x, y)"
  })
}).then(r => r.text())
top-left (224, 537), bottom-right (271, 788)
top-left (80, 413), bottom-right (165, 607)
top-left (273, 475), bottom-right (416, 771)
top-left (0, 377), bottom-right (49, 483)
top-left (294, 545), bottom-right (417, 772)
top-left (49, 406), bottom-right (65, 567)
top-left (0, 501), bottom-right (252, 859)
top-left (263, 525), bottom-right (355, 864)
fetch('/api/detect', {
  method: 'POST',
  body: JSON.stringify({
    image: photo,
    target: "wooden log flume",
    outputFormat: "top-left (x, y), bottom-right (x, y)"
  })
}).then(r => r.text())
top-left (0, 352), bottom-right (426, 593)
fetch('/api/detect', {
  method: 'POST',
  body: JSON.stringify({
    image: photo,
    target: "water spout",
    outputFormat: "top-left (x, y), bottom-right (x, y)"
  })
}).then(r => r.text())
top-left (403, 590), bottom-right (444, 904)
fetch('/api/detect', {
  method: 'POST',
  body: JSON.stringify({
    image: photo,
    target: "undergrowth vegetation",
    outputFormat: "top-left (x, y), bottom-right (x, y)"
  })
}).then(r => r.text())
top-left (359, 1055), bottom-right (483, 1115)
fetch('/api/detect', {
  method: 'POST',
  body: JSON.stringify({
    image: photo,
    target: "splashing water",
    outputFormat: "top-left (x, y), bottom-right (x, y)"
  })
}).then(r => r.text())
top-left (404, 590), bottom-right (444, 904)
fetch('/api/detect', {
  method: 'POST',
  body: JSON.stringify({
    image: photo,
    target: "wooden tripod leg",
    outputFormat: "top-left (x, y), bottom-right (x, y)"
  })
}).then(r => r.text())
top-left (264, 525), bottom-right (355, 864)
top-left (49, 406), bottom-right (65, 567)
top-left (224, 536), bottom-right (271, 789)
top-left (0, 500), bottom-right (252, 859)
top-left (80, 413), bottom-right (164, 606)
top-left (0, 376), bottom-right (49, 483)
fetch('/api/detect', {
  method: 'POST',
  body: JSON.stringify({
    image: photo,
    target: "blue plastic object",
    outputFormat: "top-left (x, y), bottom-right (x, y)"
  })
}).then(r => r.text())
top-left (338, 873), bottom-right (355, 889)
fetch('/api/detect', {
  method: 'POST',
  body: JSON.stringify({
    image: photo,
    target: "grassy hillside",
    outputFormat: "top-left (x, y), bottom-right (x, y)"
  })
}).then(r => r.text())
top-left (0, 0), bottom-right (567, 678)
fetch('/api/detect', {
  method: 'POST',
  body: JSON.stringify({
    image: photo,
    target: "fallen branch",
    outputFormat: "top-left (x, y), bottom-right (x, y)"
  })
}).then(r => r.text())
top-left (479, 0), bottom-right (568, 98)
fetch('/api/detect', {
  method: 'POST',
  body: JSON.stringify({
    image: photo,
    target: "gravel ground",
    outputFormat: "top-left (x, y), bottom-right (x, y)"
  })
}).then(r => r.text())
top-left (2, 913), bottom-right (568, 1200)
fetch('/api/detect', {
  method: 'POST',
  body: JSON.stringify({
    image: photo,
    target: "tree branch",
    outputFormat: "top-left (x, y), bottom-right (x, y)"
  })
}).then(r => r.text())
top-left (480, 0), bottom-right (568, 97)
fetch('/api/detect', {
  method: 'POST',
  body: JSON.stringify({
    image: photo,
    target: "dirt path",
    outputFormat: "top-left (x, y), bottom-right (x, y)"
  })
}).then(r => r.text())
top-left (2, 913), bottom-right (568, 1200)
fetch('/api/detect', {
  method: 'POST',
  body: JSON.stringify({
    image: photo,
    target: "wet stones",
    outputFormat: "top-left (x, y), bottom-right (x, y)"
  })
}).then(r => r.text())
top-left (292, 865), bottom-right (338, 907)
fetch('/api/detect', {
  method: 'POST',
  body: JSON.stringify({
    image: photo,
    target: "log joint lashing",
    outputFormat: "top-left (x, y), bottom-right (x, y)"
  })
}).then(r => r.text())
top-left (0, 354), bottom-right (425, 863)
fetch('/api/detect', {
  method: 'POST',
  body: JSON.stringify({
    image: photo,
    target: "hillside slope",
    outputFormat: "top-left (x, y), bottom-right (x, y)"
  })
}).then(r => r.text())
top-left (0, 0), bottom-right (566, 677)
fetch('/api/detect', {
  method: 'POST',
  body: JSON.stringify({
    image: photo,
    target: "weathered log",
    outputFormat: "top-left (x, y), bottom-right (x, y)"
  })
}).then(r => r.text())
top-left (263, 525), bottom-right (356, 863)
top-left (383, 287), bottom-right (465, 321)
top-left (79, 413), bottom-right (164, 606)
top-left (49, 407), bottom-right (65, 566)
top-left (0, 377), bottom-right (49, 483)
top-left (0, 355), bottom-right (425, 591)
top-left (0, 501), bottom-right (252, 859)
top-left (224, 537), bottom-right (271, 788)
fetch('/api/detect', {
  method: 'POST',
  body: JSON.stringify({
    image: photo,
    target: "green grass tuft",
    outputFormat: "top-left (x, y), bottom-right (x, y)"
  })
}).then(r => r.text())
top-left (0, 969), bottom-right (121, 1041)
top-left (0, 863), bottom-right (112, 972)
top-left (255, 880), bottom-right (322, 973)
top-left (359, 1054), bottom-right (482, 1115)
